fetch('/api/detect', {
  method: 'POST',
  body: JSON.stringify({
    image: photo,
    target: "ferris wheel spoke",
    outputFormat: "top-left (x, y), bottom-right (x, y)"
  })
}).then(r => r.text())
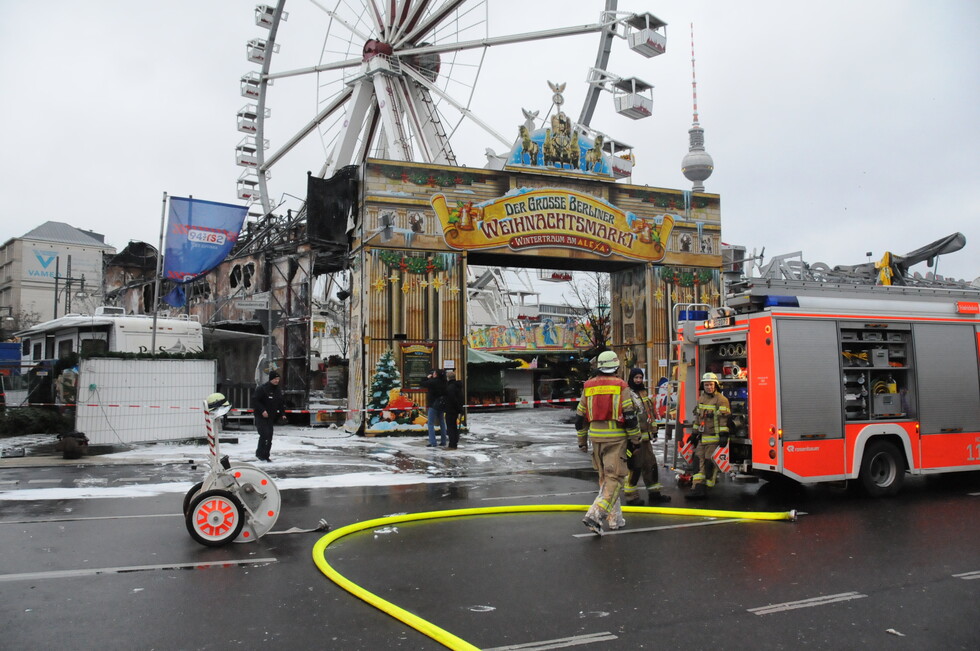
top-left (397, 18), bottom-right (618, 58)
top-left (261, 85), bottom-right (354, 172)
top-left (394, 0), bottom-right (467, 48)
top-left (388, 0), bottom-right (433, 45)
top-left (319, 7), bottom-right (374, 43)
top-left (266, 56), bottom-right (362, 81)
top-left (400, 62), bottom-right (510, 149)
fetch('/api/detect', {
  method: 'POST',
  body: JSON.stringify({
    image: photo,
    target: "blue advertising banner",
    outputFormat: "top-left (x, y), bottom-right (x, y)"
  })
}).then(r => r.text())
top-left (163, 197), bottom-right (247, 283)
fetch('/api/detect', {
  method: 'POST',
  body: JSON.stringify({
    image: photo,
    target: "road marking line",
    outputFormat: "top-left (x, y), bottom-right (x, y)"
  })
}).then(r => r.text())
top-left (0, 558), bottom-right (278, 582)
top-left (0, 480), bottom-right (18, 485)
top-left (115, 477), bottom-right (150, 482)
top-left (27, 479), bottom-right (61, 485)
top-left (952, 570), bottom-right (980, 580)
top-left (573, 517), bottom-right (745, 538)
top-left (749, 591), bottom-right (867, 615)
top-left (484, 631), bottom-right (618, 650)
top-left (968, 492), bottom-right (980, 497)
top-left (1, 513), bottom-right (182, 525)
top-left (482, 491), bottom-right (596, 501)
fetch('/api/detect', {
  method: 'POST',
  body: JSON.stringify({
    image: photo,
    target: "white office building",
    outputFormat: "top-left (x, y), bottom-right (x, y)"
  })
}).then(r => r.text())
top-left (0, 222), bottom-right (116, 325)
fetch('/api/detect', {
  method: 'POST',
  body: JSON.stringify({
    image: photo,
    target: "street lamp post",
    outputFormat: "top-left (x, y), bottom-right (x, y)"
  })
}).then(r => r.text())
top-left (0, 305), bottom-right (13, 341)
top-left (52, 256), bottom-right (88, 319)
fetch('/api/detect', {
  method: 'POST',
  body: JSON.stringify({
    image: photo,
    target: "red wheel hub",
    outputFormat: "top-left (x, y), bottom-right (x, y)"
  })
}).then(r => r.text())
top-left (363, 39), bottom-right (393, 61)
top-left (196, 498), bottom-right (237, 537)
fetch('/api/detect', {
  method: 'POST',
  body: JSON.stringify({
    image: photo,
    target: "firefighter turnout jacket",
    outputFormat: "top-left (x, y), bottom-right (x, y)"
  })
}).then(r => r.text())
top-left (576, 375), bottom-right (641, 445)
top-left (629, 389), bottom-right (656, 441)
top-left (692, 391), bottom-right (731, 444)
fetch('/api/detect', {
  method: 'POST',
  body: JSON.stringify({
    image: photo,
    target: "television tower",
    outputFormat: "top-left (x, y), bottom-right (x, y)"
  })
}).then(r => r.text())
top-left (681, 23), bottom-right (714, 192)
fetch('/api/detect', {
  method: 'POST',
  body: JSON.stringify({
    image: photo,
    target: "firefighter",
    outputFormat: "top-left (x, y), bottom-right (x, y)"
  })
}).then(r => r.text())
top-left (686, 372), bottom-right (731, 500)
top-left (623, 367), bottom-right (671, 505)
top-left (576, 351), bottom-right (642, 534)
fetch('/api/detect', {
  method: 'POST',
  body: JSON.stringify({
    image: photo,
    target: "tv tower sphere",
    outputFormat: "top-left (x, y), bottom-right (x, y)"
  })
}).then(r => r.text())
top-left (682, 125), bottom-right (714, 190)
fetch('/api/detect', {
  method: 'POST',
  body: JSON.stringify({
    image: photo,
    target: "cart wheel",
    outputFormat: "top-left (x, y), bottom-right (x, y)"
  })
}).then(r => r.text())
top-left (182, 482), bottom-right (204, 517)
top-left (186, 489), bottom-right (245, 547)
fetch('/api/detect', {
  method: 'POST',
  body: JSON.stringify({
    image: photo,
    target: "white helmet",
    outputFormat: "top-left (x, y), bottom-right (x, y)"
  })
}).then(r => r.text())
top-left (701, 372), bottom-right (720, 388)
top-left (596, 350), bottom-right (620, 373)
top-left (206, 392), bottom-right (232, 418)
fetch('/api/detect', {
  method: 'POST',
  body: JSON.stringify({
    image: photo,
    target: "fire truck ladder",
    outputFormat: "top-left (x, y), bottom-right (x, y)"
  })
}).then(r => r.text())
top-left (662, 302), bottom-right (710, 472)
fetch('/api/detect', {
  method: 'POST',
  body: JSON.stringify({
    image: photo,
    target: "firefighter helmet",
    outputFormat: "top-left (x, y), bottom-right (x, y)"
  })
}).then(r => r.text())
top-left (596, 350), bottom-right (620, 373)
top-left (206, 392), bottom-right (232, 417)
top-left (701, 372), bottom-right (720, 386)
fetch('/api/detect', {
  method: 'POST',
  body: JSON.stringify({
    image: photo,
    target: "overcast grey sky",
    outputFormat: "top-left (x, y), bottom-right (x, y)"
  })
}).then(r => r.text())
top-left (2, 0), bottom-right (978, 282)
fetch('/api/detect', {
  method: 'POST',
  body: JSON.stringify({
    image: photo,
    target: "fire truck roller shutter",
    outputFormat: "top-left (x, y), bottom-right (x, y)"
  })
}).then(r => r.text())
top-left (775, 319), bottom-right (844, 441)
top-left (913, 323), bottom-right (980, 435)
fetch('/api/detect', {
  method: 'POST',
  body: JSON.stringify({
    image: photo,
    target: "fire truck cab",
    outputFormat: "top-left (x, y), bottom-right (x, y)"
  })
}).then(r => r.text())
top-left (674, 279), bottom-right (980, 495)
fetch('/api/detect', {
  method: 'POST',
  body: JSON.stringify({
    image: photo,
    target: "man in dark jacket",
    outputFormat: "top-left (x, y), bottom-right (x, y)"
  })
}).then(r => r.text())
top-left (253, 370), bottom-right (286, 462)
top-left (443, 370), bottom-right (465, 449)
top-left (420, 369), bottom-right (447, 447)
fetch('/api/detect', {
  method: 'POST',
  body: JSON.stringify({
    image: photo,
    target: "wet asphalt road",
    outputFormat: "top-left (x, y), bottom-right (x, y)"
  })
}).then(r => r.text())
top-left (1, 427), bottom-right (979, 649)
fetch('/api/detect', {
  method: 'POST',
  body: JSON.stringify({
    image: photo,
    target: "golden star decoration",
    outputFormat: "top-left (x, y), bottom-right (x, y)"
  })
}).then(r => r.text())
top-left (654, 288), bottom-right (664, 304)
top-left (401, 280), bottom-right (413, 294)
top-left (671, 288), bottom-right (678, 302)
top-left (419, 280), bottom-right (429, 289)
top-left (432, 276), bottom-right (444, 292)
top-left (388, 273), bottom-right (399, 284)
top-left (373, 277), bottom-right (387, 292)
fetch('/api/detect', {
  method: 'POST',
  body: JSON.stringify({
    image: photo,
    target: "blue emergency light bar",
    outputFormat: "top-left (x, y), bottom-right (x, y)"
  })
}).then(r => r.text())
top-left (763, 295), bottom-right (801, 307)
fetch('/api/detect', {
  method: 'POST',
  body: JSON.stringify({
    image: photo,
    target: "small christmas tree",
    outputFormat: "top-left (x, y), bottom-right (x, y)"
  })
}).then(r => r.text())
top-left (367, 349), bottom-right (400, 425)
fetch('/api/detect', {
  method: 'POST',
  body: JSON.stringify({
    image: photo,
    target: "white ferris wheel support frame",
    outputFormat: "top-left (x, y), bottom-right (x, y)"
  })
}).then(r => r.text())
top-left (252, 0), bottom-right (626, 216)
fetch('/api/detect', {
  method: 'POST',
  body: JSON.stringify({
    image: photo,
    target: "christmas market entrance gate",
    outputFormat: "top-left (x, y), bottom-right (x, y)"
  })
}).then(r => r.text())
top-left (346, 160), bottom-right (722, 435)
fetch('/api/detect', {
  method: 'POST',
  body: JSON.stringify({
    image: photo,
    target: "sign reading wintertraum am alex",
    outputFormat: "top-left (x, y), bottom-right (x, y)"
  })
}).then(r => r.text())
top-left (431, 187), bottom-right (674, 262)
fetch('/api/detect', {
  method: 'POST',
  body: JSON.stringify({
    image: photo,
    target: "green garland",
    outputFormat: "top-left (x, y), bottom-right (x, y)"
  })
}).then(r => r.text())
top-left (378, 251), bottom-right (447, 274)
top-left (660, 268), bottom-right (715, 287)
top-left (373, 165), bottom-right (479, 188)
top-left (627, 189), bottom-right (714, 210)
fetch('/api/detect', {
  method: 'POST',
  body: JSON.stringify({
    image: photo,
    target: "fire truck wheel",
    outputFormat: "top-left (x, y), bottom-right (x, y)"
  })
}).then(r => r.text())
top-left (182, 482), bottom-right (204, 517)
top-left (859, 440), bottom-right (905, 497)
top-left (186, 489), bottom-right (245, 547)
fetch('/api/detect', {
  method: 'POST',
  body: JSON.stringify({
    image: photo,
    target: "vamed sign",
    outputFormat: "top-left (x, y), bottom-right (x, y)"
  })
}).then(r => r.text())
top-left (431, 187), bottom-right (674, 263)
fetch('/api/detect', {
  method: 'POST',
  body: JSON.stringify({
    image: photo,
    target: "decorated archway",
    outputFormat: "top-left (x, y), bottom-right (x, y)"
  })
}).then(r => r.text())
top-left (348, 141), bottom-right (721, 434)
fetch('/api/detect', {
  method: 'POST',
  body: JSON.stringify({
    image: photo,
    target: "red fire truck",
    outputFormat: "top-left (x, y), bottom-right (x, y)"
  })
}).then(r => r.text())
top-left (673, 278), bottom-right (980, 495)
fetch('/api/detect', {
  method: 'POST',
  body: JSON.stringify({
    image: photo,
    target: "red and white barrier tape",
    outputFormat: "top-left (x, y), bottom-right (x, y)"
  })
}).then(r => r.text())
top-left (5, 397), bottom-right (580, 414)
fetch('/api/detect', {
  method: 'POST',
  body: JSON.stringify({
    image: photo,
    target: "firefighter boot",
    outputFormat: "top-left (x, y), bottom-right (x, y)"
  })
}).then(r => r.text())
top-left (624, 494), bottom-right (644, 506)
top-left (582, 516), bottom-right (603, 535)
top-left (685, 482), bottom-right (707, 500)
top-left (648, 484), bottom-right (671, 503)
top-left (582, 503), bottom-right (604, 535)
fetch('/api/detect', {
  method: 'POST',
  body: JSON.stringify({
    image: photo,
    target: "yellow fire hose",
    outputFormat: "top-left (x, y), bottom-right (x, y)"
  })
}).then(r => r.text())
top-left (312, 504), bottom-right (796, 650)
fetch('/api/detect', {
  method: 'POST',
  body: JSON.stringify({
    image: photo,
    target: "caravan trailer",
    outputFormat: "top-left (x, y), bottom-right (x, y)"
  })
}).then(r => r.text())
top-left (17, 306), bottom-right (204, 363)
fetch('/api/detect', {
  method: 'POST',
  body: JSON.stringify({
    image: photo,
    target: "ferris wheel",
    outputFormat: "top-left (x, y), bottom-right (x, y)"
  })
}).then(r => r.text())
top-left (236, 1), bottom-right (668, 216)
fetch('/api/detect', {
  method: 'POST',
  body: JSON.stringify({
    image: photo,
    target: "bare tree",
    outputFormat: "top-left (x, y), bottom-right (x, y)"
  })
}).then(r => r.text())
top-left (563, 271), bottom-right (611, 356)
top-left (2, 307), bottom-right (42, 340)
